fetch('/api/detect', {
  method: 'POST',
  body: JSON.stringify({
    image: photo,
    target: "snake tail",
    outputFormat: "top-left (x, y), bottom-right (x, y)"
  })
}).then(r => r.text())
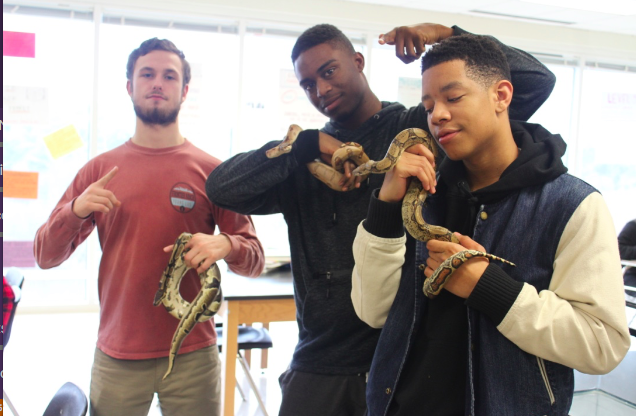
top-left (163, 285), bottom-right (221, 380)
top-left (423, 250), bottom-right (516, 299)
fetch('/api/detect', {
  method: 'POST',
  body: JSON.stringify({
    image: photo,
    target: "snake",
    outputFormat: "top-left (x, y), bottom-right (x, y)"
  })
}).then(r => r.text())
top-left (266, 124), bottom-right (371, 191)
top-left (352, 128), bottom-right (515, 299)
top-left (154, 232), bottom-right (223, 379)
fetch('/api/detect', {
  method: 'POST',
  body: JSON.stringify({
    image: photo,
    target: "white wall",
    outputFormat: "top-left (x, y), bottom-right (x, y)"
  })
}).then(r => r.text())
top-left (14, 0), bottom-right (636, 64)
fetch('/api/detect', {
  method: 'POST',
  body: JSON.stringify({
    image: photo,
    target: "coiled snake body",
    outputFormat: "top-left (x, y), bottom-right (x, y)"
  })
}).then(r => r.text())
top-left (266, 124), bottom-right (371, 191)
top-left (154, 232), bottom-right (223, 379)
top-left (353, 128), bottom-right (515, 298)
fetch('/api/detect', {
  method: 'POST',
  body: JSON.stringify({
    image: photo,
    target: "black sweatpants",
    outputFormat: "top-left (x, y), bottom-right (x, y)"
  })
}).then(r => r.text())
top-left (278, 369), bottom-right (367, 416)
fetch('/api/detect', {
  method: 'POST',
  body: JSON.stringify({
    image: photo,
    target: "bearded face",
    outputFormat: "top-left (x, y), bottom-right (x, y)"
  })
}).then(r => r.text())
top-left (127, 50), bottom-right (188, 127)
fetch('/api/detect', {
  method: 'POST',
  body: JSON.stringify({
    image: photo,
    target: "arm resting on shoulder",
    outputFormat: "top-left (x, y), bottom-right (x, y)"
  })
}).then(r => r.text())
top-left (497, 193), bottom-right (630, 374)
top-left (453, 26), bottom-right (556, 121)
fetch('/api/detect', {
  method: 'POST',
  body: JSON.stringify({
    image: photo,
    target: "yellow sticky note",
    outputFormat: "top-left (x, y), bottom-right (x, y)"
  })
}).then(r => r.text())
top-left (43, 125), bottom-right (84, 159)
top-left (4, 170), bottom-right (39, 199)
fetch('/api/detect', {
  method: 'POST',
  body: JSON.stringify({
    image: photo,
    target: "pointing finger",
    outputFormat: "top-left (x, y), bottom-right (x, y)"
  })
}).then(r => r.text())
top-left (97, 166), bottom-right (119, 187)
top-left (379, 30), bottom-right (396, 45)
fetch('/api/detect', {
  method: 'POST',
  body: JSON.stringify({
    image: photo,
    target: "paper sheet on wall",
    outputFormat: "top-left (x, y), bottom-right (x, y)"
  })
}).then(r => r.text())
top-left (3, 85), bottom-right (48, 125)
top-left (279, 69), bottom-right (328, 130)
top-left (3, 31), bottom-right (35, 58)
top-left (3, 241), bottom-right (36, 268)
top-left (43, 125), bottom-right (84, 159)
top-left (4, 171), bottom-right (38, 199)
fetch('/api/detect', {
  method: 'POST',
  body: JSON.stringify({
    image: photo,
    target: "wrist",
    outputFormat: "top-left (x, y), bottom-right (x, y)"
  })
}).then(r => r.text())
top-left (71, 198), bottom-right (91, 219)
top-left (294, 130), bottom-right (321, 164)
top-left (437, 24), bottom-right (454, 41)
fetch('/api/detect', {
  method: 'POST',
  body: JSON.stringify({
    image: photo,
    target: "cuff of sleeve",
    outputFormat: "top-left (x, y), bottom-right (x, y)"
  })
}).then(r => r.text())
top-left (451, 25), bottom-right (469, 36)
top-left (219, 233), bottom-right (241, 264)
top-left (66, 199), bottom-right (93, 226)
top-left (363, 189), bottom-right (405, 239)
top-left (294, 130), bottom-right (321, 164)
top-left (466, 263), bottom-right (523, 326)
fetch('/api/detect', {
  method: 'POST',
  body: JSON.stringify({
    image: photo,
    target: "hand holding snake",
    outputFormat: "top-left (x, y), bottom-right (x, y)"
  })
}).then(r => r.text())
top-left (266, 124), bottom-right (371, 191)
top-left (155, 232), bottom-right (223, 380)
top-left (352, 128), bottom-right (515, 298)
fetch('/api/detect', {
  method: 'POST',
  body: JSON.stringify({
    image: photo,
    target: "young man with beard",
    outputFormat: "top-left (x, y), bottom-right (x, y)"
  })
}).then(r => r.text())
top-left (207, 23), bottom-right (555, 415)
top-left (351, 34), bottom-right (630, 415)
top-left (34, 38), bottom-right (265, 416)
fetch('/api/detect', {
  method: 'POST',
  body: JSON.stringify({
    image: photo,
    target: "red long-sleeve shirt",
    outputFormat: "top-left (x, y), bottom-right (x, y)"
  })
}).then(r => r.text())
top-left (34, 139), bottom-right (264, 359)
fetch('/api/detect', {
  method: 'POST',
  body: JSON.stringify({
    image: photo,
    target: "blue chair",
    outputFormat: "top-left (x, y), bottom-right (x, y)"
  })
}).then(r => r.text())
top-left (42, 382), bottom-right (88, 416)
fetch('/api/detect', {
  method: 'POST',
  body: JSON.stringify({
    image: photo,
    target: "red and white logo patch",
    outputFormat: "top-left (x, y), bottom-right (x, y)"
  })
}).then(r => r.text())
top-left (170, 182), bottom-right (196, 213)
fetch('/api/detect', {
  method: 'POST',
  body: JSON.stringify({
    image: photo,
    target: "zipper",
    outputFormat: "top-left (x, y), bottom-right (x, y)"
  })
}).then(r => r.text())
top-left (536, 356), bottom-right (556, 405)
top-left (313, 271), bottom-right (333, 299)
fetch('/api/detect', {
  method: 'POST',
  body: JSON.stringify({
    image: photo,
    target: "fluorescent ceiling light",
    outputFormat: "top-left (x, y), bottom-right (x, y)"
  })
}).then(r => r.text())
top-left (522, 0), bottom-right (636, 15)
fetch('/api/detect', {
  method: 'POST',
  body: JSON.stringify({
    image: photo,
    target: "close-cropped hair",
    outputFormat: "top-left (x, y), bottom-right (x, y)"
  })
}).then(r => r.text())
top-left (421, 34), bottom-right (511, 88)
top-left (291, 24), bottom-right (356, 63)
top-left (126, 37), bottom-right (192, 87)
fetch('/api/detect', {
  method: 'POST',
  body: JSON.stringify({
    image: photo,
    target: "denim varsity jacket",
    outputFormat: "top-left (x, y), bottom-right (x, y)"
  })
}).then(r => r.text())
top-left (352, 174), bottom-right (630, 416)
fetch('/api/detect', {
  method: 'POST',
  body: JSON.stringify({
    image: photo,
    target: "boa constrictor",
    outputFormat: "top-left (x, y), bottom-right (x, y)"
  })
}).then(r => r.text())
top-left (154, 232), bottom-right (223, 379)
top-left (353, 128), bottom-right (515, 298)
top-left (266, 124), bottom-right (371, 191)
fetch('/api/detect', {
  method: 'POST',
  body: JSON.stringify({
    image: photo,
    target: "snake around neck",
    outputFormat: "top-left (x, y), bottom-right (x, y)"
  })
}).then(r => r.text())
top-left (352, 128), bottom-right (515, 298)
top-left (266, 124), bottom-right (371, 191)
top-left (154, 232), bottom-right (223, 379)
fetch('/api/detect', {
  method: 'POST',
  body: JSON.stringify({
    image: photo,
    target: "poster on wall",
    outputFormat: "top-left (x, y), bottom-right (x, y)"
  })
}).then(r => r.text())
top-left (279, 69), bottom-right (328, 131)
top-left (3, 85), bottom-right (48, 125)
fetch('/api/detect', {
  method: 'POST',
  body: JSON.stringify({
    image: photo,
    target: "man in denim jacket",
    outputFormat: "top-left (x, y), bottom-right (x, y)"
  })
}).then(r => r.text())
top-left (352, 34), bottom-right (630, 415)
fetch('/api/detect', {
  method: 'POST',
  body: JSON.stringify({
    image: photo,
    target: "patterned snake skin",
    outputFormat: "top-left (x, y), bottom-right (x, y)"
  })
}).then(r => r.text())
top-left (154, 232), bottom-right (223, 379)
top-left (353, 128), bottom-right (515, 298)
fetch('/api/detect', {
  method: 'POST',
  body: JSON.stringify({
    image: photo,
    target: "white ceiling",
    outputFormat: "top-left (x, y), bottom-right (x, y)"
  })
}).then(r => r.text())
top-left (344, 0), bottom-right (636, 36)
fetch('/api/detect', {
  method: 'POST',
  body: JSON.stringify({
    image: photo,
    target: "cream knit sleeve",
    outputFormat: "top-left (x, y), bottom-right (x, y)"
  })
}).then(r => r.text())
top-left (351, 221), bottom-right (407, 328)
top-left (498, 192), bottom-right (631, 374)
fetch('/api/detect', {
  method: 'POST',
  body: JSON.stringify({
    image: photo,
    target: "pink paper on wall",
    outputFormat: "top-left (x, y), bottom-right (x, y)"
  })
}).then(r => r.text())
top-left (3, 241), bottom-right (37, 268)
top-left (3, 31), bottom-right (36, 58)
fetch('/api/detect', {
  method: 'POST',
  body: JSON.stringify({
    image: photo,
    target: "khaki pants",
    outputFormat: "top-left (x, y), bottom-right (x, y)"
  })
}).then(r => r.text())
top-left (90, 345), bottom-right (221, 416)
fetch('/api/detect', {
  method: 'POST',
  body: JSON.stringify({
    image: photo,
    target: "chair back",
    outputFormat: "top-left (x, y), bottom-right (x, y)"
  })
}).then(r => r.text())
top-left (42, 382), bottom-right (88, 416)
top-left (216, 325), bottom-right (273, 352)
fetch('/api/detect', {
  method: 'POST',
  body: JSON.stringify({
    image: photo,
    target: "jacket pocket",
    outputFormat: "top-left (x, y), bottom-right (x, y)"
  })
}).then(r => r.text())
top-left (537, 356), bottom-right (556, 406)
top-left (301, 270), bottom-right (354, 336)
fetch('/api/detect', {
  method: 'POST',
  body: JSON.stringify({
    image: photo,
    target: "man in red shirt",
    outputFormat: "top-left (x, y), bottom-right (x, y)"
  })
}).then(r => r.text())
top-left (34, 38), bottom-right (265, 416)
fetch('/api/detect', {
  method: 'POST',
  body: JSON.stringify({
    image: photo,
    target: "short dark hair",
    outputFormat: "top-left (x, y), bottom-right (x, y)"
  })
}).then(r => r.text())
top-left (421, 34), bottom-right (511, 88)
top-left (126, 38), bottom-right (191, 87)
top-left (291, 24), bottom-right (356, 63)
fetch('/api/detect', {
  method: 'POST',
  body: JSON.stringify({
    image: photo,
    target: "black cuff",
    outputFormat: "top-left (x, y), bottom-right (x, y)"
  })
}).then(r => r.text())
top-left (362, 189), bottom-right (405, 239)
top-left (451, 25), bottom-right (469, 36)
top-left (294, 129), bottom-right (320, 164)
top-left (466, 263), bottom-right (524, 326)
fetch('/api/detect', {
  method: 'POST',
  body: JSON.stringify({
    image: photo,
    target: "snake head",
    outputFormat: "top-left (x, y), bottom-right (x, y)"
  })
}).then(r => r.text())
top-left (352, 162), bottom-right (372, 176)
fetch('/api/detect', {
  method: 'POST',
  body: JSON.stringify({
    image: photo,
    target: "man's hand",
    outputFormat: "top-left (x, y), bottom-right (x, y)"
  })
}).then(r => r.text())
top-left (379, 23), bottom-right (454, 64)
top-left (72, 166), bottom-right (121, 218)
top-left (163, 233), bottom-right (231, 275)
top-left (378, 143), bottom-right (436, 203)
top-left (424, 233), bottom-right (489, 298)
top-left (318, 132), bottom-right (365, 191)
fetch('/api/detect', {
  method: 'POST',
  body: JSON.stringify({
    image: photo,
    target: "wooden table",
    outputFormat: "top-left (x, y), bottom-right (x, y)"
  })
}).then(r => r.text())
top-left (218, 268), bottom-right (295, 416)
